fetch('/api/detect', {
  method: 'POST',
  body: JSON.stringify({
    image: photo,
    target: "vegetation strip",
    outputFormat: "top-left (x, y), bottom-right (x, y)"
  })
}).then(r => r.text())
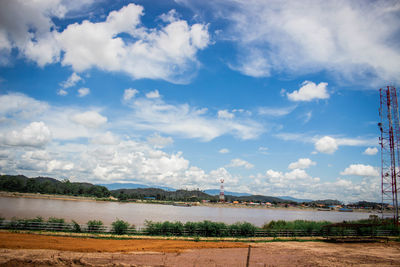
top-left (0, 216), bottom-right (398, 238)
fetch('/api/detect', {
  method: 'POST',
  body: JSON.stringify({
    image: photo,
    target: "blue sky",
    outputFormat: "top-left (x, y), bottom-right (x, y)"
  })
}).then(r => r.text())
top-left (1, 0), bottom-right (399, 202)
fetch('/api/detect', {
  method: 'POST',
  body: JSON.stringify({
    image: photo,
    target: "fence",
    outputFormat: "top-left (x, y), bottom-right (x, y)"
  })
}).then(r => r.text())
top-left (0, 220), bottom-right (398, 237)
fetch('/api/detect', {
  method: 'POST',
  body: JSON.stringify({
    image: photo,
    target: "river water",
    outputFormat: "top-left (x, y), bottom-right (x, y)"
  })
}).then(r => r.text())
top-left (0, 197), bottom-right (374, 227)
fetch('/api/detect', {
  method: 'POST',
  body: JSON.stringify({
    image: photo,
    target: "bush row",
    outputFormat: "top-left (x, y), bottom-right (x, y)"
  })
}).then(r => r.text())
top-left (0, 216), bottom-right (134, 235)
top-left (144, 220), bottom-right (257, 237)
top-left (1, 216), bottom-right (398, 237)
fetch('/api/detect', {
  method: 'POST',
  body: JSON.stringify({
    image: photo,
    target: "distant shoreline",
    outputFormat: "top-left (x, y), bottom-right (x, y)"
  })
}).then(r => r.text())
top-left (0, 191), bottom-right (377, 214)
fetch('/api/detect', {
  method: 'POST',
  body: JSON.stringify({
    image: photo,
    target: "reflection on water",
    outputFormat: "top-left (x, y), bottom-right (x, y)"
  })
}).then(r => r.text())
top-left (0, 197), bottom-right (373, 227)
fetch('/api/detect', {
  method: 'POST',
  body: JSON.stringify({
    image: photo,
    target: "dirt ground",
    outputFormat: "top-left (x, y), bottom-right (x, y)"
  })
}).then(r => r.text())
top-left (1, 232), bottom-right (400, 266)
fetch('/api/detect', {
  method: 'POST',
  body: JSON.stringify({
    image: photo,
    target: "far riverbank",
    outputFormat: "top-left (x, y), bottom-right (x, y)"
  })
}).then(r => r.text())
top-left (0, 191), bottom-right (377, 213)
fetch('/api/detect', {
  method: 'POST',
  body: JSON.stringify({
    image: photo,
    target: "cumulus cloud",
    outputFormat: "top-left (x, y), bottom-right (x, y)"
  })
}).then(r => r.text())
top-left (123, 88), bottom-right (139, 101)
top-left (77, 87), bottom-right (90, 97)
top-left (1, 121), bottom-right (51, 147)
top-left (57, 89), bottom-right (68, 96)
top-left (287, 81), bottom-right (329, 102)
top-left (0, 93), bottom-right (49, 121)
top-left (146, 90), bottom-right (160, 99)
top-left (315, 136), bottom-right (338, 154)
top-left (91, 131), bottom-right (119, 145)
top-left (340, 164), bottom-right (379, 177)
top-left (226, 158), bottom-right (254, 169)
top-left (147, 133), bottom-right (173, 148)
top-left (363, 147), bottom-right (378, 155)
top-left (256, 166), bottom-right (379, 201)
top-left (123, 94), bottom-right (263, 141)
top-left (0, 2), bottom-right (210, 83)
top-left (55, 4), bottom-right (209, 83)
top-left (219, 148), bottom-right (230, 154)
top-left (288, 158), bottom-right (316, 170)
top-left (258, 146), bottom-right (268, 154)
top-left (180, 0), bottom-right (400, 85)
top-left (70, 111), bottom-right (107, 128)
top-left (218, 110), bottom-right (234, 119)
top-left (60, 72), bottom-right (82, 88)
top-left (0, 0), bottom-right (66, 66)
top-left (47, 160), bottom-right (74, 172)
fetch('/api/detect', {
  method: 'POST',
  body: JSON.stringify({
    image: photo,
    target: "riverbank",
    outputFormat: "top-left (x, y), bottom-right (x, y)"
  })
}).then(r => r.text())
top-left (0, 191), bottom-right (377, 213)
top-left (0, 231), bottom-right (399, 266)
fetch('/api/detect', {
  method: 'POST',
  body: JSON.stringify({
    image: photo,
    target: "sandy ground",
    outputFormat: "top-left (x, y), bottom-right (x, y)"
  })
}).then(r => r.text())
top-left (1, 232), bottom-right (400, 266)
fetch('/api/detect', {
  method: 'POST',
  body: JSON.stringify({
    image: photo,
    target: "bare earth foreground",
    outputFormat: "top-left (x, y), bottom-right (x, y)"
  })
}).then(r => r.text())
top-left (0, 232), bottom-right (400, 266)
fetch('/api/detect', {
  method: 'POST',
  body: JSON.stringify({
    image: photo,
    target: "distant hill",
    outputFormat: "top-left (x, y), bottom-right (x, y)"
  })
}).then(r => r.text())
top-left (278, 196), bottom-right (313, 203)
top-left (0, 174), bottom-right (110, 198)
top-left (1, 174), bottom-right (344, 204)
top-left (224, 194), bottom-right (287, 203)
top-left (204, 189), bottom-right (251, 197)
top-left (111, 188), bottom-right (214, 201)
top-left (98, 183), bottom-right (175, 191)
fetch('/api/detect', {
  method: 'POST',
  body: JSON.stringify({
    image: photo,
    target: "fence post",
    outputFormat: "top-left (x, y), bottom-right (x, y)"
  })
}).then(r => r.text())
top-left (246, 245), bottom-right (251, 267)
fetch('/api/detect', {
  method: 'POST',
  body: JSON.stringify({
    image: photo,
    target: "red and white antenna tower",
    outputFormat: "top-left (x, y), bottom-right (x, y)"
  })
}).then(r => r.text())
top-left (219, 179), bottom-right (225, 202)
top-left (379, 85), bottom-right (399, 225)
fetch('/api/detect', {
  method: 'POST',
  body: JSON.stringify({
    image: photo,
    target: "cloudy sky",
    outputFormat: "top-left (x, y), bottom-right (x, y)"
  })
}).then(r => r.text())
top-left (1, 0), bottom-right (399, 202)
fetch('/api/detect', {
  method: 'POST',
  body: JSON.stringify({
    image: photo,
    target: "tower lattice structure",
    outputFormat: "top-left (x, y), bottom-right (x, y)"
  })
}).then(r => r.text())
top-left (379, 85), bottom-right (399, 225)
top-left (219, 179), bottom-right (225, 202)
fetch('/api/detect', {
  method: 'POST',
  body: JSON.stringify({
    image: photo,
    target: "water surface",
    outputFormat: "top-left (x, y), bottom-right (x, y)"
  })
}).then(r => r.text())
top-left (0, 197), bottom-right (373, 227)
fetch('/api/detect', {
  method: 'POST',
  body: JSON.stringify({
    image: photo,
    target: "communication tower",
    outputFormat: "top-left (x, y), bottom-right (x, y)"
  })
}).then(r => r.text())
top-left (219, 179), bottom-right (225, 202)
top-left (379, 85), bottom-right (399, 225)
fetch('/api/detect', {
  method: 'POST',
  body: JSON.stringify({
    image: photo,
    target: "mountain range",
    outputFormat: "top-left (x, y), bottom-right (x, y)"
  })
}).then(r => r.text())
top-left (98, 183), bottom-right (313, 202)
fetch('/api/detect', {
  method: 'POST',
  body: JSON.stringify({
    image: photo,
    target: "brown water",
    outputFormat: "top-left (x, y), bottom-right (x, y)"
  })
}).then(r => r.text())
top-left (0, 197), bottom-right (372, 227)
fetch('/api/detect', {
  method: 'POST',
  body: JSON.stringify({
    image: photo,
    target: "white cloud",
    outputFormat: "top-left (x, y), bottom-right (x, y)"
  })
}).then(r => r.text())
top-left (123, 88), bottom-right (139, 101)
top-left (258, 146), bottom-right (268, 154)
top-left (315, 136), bottom-right (338, 154)
top-left (60, 72), bottom-right (82, 88)
top-left (226, 158), bottom-right (254, 169)
top-left (147, 133), bottom-right (173, 148)
top-left (340, 164), bottom-right (379, 177)
top-left (363, 147), bottom-right (378, 155)
top-left (123, 95), bottom-right (263, 141)
top-left (288, 158), bottom-right (316, 170)
top-left (55, 4), bottom-right (209, 83)
top-left (57, 89), bottom-right (68, 96)
top-left (0, 0), bottom-right (66, 66)
top-left (258, 166), bottom-right (379, 202)
top-left (91, 131), bottom-right (119, 145)
top-left (218, 110), bottom-right (234, 119)
top-left (219, 148), bottom-right (230, 154)
top-left (70, 111), bottom-right (107, 128)
top-left (287, 81), bottom-right (329, 102)
top-left (183, 0), bottom-right (400, 85)
top-left (146, 90), bottom-right (160, 99)
top-left (258, 106), bottom-right (296, 116)
top-left (0, 2), bottom-right (210, 83)
top-left (303, 111), bottom-right (312, 123)
top-left (0, 93), bottom-right (49, 121)
top-left (47, 160), bottom-right (74, 172)
top-left (1, 121), bottom-right (51, 147)
top-left (77, 87), bottom-right (90, 97)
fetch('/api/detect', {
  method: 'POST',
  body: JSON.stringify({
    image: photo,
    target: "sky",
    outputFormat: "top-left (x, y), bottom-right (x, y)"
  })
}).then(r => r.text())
top-left (1, 0), bottom-right (399, 202)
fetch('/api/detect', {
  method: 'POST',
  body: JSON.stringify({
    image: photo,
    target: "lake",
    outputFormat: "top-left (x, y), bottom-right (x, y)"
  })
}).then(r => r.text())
top-left (0, 197), bottom-right (374, 227)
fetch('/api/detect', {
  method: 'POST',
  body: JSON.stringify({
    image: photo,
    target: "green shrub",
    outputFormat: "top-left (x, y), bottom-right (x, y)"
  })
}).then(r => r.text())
top-left (184, 221), bottom-right (198, 236)
top-left (87, 220), bottom-right (103, 232)
top-left (47, 217), bottom-right (65, 224)
top-left (111, 219), bottom-right (130, 235)
top-left (72, 220), bottom-right (81, 233)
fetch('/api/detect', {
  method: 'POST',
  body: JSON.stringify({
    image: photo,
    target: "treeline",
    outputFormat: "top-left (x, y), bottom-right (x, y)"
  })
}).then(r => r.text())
top-left (224, 194), bottom-right (289, 204)
top-left (111, 188), bottom-right (218, 202)
top-left (0, 175), bottom-right (110, 198)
